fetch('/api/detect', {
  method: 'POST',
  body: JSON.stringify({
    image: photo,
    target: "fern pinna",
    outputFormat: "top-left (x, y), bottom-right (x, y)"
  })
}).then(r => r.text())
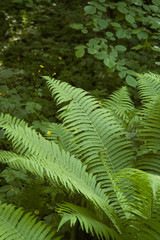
top-left (0, 202), bottom-right (60, 240)
top-left (0, 73), bottom-right (160, 239)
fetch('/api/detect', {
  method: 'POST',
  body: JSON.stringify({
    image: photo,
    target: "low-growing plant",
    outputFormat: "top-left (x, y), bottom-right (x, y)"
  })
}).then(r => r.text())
top-left (71, 0), bottom-right (160, 87)
top-left (0, 73), bottom-right (160, 239)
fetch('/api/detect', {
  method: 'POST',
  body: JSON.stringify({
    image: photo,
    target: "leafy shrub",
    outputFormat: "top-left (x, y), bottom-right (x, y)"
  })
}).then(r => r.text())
top-left (0, 73), bottom-right (160, 239)
top-left (71, 0), bottom-right (160, 87)
top-left (0, 0), bottom-right (112, 133)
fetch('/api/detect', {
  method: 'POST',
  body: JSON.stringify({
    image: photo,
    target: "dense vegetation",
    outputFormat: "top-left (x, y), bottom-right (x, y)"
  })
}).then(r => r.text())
top-left (0, 0), bottom-right (160, 239)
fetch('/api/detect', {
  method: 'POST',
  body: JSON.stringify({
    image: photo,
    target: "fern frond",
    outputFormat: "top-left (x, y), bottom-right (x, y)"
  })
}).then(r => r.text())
top-left (57, 169), bottom-right (160, 240)
top-left (0, 149), bottom-right (121, 233)
top-left (114, 169), bottom-right (154, 219)
top-left (34, 121), bottom-right (76, 153)
top-left (0, 112), bottom-right (124, 232)
top-left (44, 77), bottom-right (134, 182)
top-left (0, 113), bottom-right (52, 157)
top-left (102, 87), bottom-right (134, 122)
top-left (137, 95), bottom-right (160, 174)
top-left (124, 217), bottom-right (160, 240)
top-left (0, 202), bottom-right (58, 240)
top-left (44, 77), bottom-right (137, 222)
top-left (137, 72), bottom-right (160, 102)
top-left (57, 202), bottom-right (120, 240)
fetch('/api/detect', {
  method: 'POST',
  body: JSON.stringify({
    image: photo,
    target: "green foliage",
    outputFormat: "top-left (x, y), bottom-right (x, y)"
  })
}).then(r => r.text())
top-left (0, 73), bottom-right (160, 239)
top-left (58, 202), bottom-right (118, 240)
top-left (2, 1), bottom-right (160, 239)
top-left (0, 0), bottom-right (113, 141)
top-left (0, 201), bottom-right (60, 240)
top-left (102, 86), bottom-right (134, 122)
top-left (71, 0), bottom-right (160, 86)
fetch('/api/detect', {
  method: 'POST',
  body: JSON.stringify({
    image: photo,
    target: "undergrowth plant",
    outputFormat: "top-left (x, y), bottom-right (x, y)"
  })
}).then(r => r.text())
top-left (71, 0), bottom-right (160, 87)
top-left (0, 73), bottom-right (160, 239)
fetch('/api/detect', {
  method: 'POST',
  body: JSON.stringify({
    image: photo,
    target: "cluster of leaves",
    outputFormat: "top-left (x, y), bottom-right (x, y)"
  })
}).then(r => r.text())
top-left (71, 0), bottom-right (160, 87)
top-left (0, 73), bottom-right (160, 239)
top-left (0, 0), bottom-right (113, 137)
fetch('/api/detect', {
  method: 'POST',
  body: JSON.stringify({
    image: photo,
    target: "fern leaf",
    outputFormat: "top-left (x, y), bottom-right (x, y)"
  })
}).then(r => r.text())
top-left (57, 202), bottom-right (120, 240)
top-left (137, 95), bottom-right (160, 174)
top-left (44, 77), bottom-right (136, 221)
top-left (114, 169), bottom-right (154, 219)
top-left (137, 72), bottom-right (160, 102)
top-left (0, 149), bottom-right (121, 233)
top-left (0, 202), bottom-right (57, 240)
top-left (102, 86), bottom-right (134, 122)
top-left (44, 77), bottom-right (134, 182)
top-left (33, 121), bottom-right (76, 153)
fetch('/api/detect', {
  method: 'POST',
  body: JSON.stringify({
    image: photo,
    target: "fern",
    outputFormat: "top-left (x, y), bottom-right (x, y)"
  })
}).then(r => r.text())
top-left (102, 86), bottom-right (134, 122)
top-left (44, 77), bottom-right (134, 179)
top-left (1, 73), bottom-right (160, 239)
top-left (58, 169), bottom-right (160, 240)
top-left (57, 202), bottom-right (119, 240)
top-left (0, 128), bottom-right (119, 233)
top-left (137, 72), bottom-right (160, 102)
top-left (33, 121), bottom-right (76, 153)
top-left (0, 202), bottom-right (59, 240)
top-left (136, 94), bottom-right (160, 174)
top-left (45, 77), bottom-right (136, 221)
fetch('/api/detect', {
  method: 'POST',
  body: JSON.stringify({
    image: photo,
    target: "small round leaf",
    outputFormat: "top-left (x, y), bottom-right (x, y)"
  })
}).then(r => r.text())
top-left (84, 6), bottom-right (96, 15)
top-left (126, 75), bottom-right (137, 88)
top-left (115, 45), bottom-right (127, 52)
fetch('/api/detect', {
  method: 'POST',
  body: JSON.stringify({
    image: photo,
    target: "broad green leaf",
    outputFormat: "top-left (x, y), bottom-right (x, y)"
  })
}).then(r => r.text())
top-left (137, 32), bottom-right (148, 40)
top-left (75, 49), bottom-right (85, 58)
top-left (88, 39), bottom-right (100, 46)
top-left (106, 32), bottom-right (113, 37)
top-left (126, 75), bottom-right (137, 88)
top-left (98, 19), bottom-right (108, 29)
top-left (125, 15), bottom-right (135, 24)
top-left (132, 29), bottom-right (141, 34)
top-left (152, 0), bottom-right (160, 6)
top-left (84, 6), bottom-right (96, 15)
top-left (116, 29), bottom-right (126, 38)
top-left (118, 71), bottom-right (127, 79)
top-left (111, 22), bottom-right (121, 28)
top-left (109, 49), bottom-right (118, 58)
top-left (70, 23), bottom-right (84, 30)
top-left (117, 6), bottom-right (128, 14)
top-left (88, 48), bottom-right (97, 55)
top-left (95, 51), bottom-right (107, 60)
top-left (75, 45), bottom-right (86, 58)
top-left (104, 57), bottom-right (116, 68)
top-left (115, 45), bottom-right (127, 52)
top-left (82, 28), bottom-right (88, 34)
top-left (126, 70), bottom-right (137, 76)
